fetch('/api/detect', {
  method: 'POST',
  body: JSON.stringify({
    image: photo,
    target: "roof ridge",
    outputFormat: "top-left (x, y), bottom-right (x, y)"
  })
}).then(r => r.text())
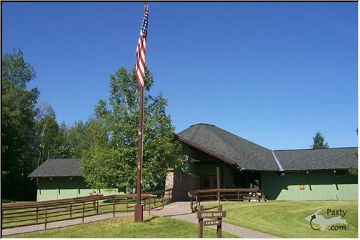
top-left (271, 151), bottom-right (284, 172)
top-left (274, 147), bottom-right (357, 152)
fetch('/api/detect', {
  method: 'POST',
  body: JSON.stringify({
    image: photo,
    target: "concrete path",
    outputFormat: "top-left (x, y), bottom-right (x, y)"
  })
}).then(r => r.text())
top-left (3, 201), bottom-right (278, 238)
top-left (150, 201), bottom-right (278, 238)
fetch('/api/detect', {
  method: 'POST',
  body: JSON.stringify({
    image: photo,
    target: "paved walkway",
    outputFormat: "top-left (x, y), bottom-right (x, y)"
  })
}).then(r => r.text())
top-left (3, 201), bottom-right (278, 238)
top-left (150, 201), bottom-right (278, 238)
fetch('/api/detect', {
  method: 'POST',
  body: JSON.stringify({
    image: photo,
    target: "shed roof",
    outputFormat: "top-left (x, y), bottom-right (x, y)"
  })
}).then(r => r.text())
top-left (28, 159), bottom-right (83, 178)
top-left (274, 147), bottom-right (358, 171)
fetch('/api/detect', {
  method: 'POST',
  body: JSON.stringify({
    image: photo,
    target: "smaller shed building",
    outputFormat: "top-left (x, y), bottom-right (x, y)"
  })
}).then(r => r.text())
top-left (28, 159), bottom-right (117, 201)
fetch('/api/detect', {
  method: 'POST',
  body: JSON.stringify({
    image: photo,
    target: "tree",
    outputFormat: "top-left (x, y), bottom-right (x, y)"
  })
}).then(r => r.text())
top-left (311, 132), bottom-right (329, 149)
top-left (35, 104), bottom-right (72, 165)
top-left (81, 67), bottom-right (186, 192)
top-left (2, 50), bottom-right (39, 200)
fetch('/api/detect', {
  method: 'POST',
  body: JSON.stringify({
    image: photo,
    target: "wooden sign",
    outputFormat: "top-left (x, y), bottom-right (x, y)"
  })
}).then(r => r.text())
top-left (197, 205), bottom-right (226, 238)
top-left (197, 211), bottom-right (226, 218)
top-left (203, 220), bottom-right (221, 226)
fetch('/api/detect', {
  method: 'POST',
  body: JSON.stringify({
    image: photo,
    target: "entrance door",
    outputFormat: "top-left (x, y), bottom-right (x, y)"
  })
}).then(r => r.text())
top-left (200, 176), bottom-right (217, 189)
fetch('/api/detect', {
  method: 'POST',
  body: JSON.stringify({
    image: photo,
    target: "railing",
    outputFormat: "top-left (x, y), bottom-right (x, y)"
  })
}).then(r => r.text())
top-left (188, 188), bottom-right (265, 212)
top-left (143, 188), bottom-right (173, 214)
top-left (2, 189), bottom-right (173, 230)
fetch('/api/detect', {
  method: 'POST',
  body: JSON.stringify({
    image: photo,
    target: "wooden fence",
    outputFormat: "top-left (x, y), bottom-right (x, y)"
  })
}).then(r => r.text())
top-left (2, 188), bottom-right (172, 229)
top-left (188, 188), bottom-right (265, 212)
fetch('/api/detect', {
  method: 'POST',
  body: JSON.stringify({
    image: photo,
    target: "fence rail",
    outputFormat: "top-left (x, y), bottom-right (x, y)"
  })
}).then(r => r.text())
top-left (2, 188), bottom-right (172, 229)
top-left (188, 188), bottom-right (265, 212)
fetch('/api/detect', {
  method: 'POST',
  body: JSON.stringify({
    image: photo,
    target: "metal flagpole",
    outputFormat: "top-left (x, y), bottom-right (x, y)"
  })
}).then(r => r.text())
top-left (134, 85), bottom-right (144, 222)
top-left (134, 2), bottom-right (148, 222)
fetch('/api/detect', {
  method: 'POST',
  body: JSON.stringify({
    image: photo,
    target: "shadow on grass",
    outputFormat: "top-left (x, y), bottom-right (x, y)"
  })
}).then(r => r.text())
top-left (144, 216), bottom-right (158, 222)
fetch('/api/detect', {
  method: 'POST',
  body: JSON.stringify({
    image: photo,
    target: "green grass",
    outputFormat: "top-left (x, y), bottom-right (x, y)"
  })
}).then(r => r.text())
top-left (205, 200), bottom-right (358, 238)
top-left (11, 216), bottom-right (237, 238)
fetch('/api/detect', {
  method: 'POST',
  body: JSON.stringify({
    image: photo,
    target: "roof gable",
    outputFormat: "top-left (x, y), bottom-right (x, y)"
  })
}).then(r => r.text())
top-left (28, 159), bottom-right (83, 178)
top-left (177, 123), bottom-right (280, 171)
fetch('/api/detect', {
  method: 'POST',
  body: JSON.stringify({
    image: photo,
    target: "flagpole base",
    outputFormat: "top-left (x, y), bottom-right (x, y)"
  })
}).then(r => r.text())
top-left (134, 203), bottom-right (143, 222)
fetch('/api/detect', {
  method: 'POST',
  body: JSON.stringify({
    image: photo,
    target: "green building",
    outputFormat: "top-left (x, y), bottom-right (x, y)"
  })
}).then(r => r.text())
top-left (173, 123), bottom-right (358, 200)
top-left (29, 123), bottom-right (358, 201)
top-left (28, 159), bottom-right (118, 201)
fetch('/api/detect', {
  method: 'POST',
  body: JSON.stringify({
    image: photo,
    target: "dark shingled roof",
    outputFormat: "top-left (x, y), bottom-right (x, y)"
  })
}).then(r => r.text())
top-left (177, 123), bottom-right (358, 172)
top-left (28, 159), bottom-right (83, 178)
top-left (177, 123), bottom-right (280, 171)
top-left (274, 147), bottom-right (358, 171)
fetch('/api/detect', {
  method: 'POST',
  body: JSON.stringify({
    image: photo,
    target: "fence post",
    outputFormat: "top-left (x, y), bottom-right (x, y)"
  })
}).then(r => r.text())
top-left (44, 206), bottom-right (48, 230)
top-left (148, 196), bottom-right (151, 215)
top-left (70, 203), bottom-right (72, 219)
top-left (126, 197), bottom-right (128, 213)
top-left (162, 192), bottom-right (164, 207)
top-left (112, 197), bottom-right (115, 217)
top-left (96, 199), bottom-right (99, 215)
top-left (36, 207), bottom-right (39, 224)
top-left (198, 205), bottom-right (204, 238)
top-left (82, 202), bottom-right (85, 223)
top-left (217, 205), bottom-right (222, 238)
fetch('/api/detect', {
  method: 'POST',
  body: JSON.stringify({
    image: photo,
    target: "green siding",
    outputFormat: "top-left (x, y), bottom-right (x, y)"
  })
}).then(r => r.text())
top-left (222, 165), bottom-right (234, 188)
top-left (37, 177), bottom-right (118, 201)
top-left (261, 171), bottom-right (358, 200)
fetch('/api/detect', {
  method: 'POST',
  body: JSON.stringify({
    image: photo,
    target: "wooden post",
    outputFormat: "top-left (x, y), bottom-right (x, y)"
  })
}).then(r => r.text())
top-left (44, 206), bottom-right (48, 230)
top-left (36, 207), bottom-right (39, 224)
top-left (198, 205), bottom-right (204, 238)
top-left (162, 192), bottom-right (164, 207)
top-left (217, 205), bottom-right (222, 238)
top-left (148, 196), bottom-right (151, 215)
top-left (126, 197), bottom-right (128, 213)
top-left (96, 200), bottom-right (99, 215)
top-left (113, 197), bottom-right (115, 217)
top-left (217, 167), bottom-right (220, 204)
top-left (70, 203), bottom-right (73, 219)
top-left (82, 202), bottom-right (85, 223)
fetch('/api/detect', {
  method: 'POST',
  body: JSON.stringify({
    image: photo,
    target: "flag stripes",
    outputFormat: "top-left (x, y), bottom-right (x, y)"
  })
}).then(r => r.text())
top-left (135, 3), bottom-right (149, 87)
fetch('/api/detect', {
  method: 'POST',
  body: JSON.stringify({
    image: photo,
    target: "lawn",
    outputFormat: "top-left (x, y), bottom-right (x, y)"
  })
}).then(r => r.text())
top-left (11, 216), bottom-right (237, 238)
top-left (205, 200), bottom-right (358, 238)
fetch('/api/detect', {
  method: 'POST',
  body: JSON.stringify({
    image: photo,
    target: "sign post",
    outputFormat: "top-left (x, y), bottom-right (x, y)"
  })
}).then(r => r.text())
top-left (197, 204), bottom-right (226, 238)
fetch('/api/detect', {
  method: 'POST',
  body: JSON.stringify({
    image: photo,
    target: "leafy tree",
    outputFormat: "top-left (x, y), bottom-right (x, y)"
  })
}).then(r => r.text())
top-left (81, 67), bottom-right (185, 192)
top-left (311, 132), bottom-right (329, 149)
top-left (2, 50), bottom-right (39, 200)
top-left (35, 104), bottom-right (72, 165)
top-left (65, 121), bottom-right (96, 158)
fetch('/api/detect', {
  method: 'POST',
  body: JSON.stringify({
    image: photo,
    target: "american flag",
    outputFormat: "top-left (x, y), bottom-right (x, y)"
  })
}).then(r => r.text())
top-left (135, 3), bottom-right (149, 88)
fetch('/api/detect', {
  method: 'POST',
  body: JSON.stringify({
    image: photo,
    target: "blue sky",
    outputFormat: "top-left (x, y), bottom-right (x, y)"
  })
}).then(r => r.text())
top-left (3, 2), bottom-right (358, 149)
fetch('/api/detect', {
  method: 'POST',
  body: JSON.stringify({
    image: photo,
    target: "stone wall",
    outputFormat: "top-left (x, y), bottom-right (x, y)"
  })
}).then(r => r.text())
top-left (165, 169), bottom-right (200, 201)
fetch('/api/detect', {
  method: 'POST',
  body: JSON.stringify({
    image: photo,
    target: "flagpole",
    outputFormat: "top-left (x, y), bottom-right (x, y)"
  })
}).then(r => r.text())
top-left (134, 2), bottom-right (148, 222)
top-left (134, 84), bottom-right (144, 222)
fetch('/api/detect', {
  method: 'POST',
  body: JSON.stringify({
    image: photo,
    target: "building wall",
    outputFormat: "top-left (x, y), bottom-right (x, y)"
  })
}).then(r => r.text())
top-left (261, 171), bottom-right (358, 200)
top-left (165, 170), bottom-right (200, 201)
top-left (37, 177), bottom-right (118, 201)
